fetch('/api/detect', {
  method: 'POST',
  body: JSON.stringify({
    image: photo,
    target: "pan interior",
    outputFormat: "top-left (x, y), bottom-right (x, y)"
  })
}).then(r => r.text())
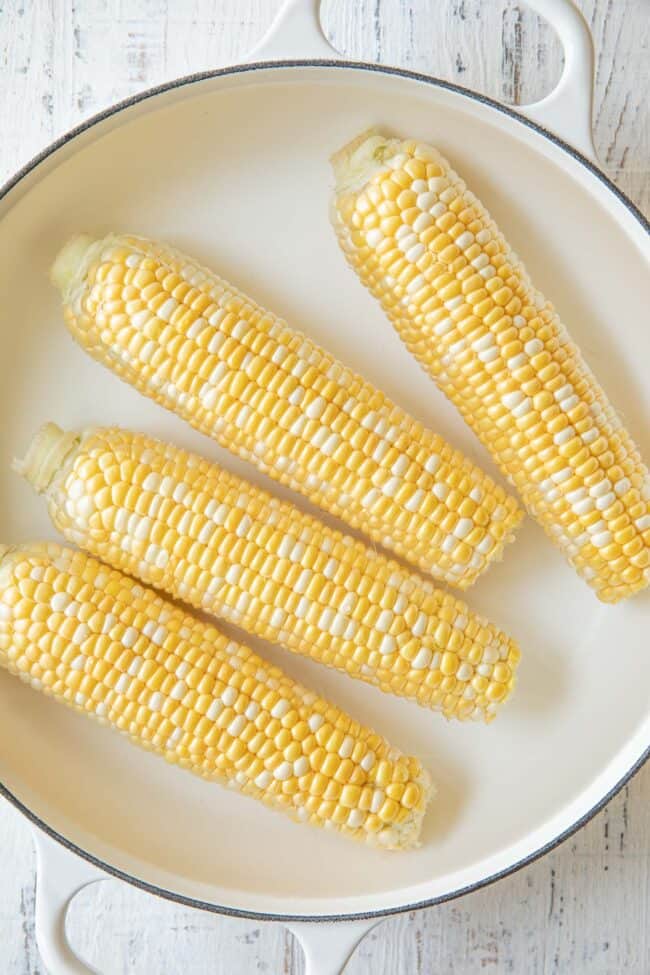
top-left (0, 66), bottom-right (648, 915)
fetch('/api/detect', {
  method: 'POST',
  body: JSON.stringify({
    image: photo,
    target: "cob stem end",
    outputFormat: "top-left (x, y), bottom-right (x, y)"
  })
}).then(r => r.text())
top-left (50, 234), bottom-right (96, 300)
top-left (330, 128), bottom-right (396, 193)
top-left (13, 423), bottom-right (80, 494)
top-left (0, 545), bottom-right (18, 590)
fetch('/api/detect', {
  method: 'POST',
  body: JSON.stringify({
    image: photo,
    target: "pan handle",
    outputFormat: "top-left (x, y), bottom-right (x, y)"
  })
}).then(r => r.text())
top-left (286, 919), bottom-right (381, 975)
top-left (518, 0), bottom-right (596, 161)
top-left (244, 0), bottom-right (597, 163)
top-left (30, 826), bottom-right (378, 975)
top-left (244, 0), bottom-right (336, 63)
top-left (33, 830), bottom-right (102, 975)
top-left (31, 824), bottom-right (379, 975)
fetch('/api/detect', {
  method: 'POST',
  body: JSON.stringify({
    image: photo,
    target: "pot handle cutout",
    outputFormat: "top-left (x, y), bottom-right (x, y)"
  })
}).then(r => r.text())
top-left (31, 825), bottom-right (380, 975)
top-left (286, 918), bottom-right (381, 975)
top-left (33, 830), bottom-right (103, 974)
top-left (519, 0), bottom-right (596, 161)
top-left (245, 0), bottom-right (597, 162)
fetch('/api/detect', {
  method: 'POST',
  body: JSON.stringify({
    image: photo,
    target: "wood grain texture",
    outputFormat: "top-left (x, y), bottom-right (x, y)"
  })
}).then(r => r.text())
top-left (0, 1), bottom-right (648, 972)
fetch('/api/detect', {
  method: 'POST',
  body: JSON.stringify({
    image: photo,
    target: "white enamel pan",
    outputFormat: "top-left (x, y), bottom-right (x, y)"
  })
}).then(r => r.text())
top-left (1, 1), bottom-right (648, 972)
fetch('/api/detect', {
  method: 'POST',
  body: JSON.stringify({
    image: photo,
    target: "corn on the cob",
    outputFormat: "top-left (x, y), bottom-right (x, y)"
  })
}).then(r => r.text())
top-left (0, 541), bottom-right (431, 848)
top-left (330, 130), bottom-right (650, 603)
top-left (50, 232), bottom-right (522, 589)
top-left (16, 423), bottom-right (520, 720)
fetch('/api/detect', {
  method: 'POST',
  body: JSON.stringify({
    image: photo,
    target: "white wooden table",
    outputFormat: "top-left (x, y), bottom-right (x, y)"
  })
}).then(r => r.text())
top-left (1, 2), bottom-right (648, 972)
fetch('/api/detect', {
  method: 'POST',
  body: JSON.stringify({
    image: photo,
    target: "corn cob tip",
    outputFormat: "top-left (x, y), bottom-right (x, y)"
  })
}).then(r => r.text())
top-left (14, 422), bottom-right (80, 494)
top-left (50, 234), bottom-right (96, 300)
top-left (366, 765), bottom-right (434, 850)
top-left (330, 128), bottom-right (397, 193)
top-left (400, 767), bottom-right (435, 849)
top-left (368, 764), bottom-right (434, 849)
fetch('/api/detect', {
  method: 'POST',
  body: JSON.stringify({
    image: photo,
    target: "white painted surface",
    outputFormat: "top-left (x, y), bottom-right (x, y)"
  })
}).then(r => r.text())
top-left (0, 1), bottom-right (648, 972)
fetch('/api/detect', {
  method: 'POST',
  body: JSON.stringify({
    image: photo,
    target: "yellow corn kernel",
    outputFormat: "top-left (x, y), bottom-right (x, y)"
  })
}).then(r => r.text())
top-left (0, 542), bottom-right (432, 850)
top-left (331, 129), bottom-right (650, 603)
top-left (18, 424), bottom-right (520, 721)
top-left (50, 233), bottom-right (523, 590)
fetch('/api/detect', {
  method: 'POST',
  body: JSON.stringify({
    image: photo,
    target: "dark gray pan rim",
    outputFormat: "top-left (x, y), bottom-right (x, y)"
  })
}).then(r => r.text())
top-left (0, 59), bottom-right (648, 928)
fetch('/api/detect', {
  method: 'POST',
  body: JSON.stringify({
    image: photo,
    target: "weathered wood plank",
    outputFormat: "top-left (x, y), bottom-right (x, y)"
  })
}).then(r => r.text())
top-left (1, 766), bottom-right (647, 973)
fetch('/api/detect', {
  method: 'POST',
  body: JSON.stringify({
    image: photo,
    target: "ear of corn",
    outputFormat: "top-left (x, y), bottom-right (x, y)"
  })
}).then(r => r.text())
top-left (0, 541), bottom-right (431, 849)
top-left (16, 423), bottom-right (520, 721)
top-left (50, 232), bottom-right (522, 589)
top-left (330, 131), bottom-right (650, 603)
